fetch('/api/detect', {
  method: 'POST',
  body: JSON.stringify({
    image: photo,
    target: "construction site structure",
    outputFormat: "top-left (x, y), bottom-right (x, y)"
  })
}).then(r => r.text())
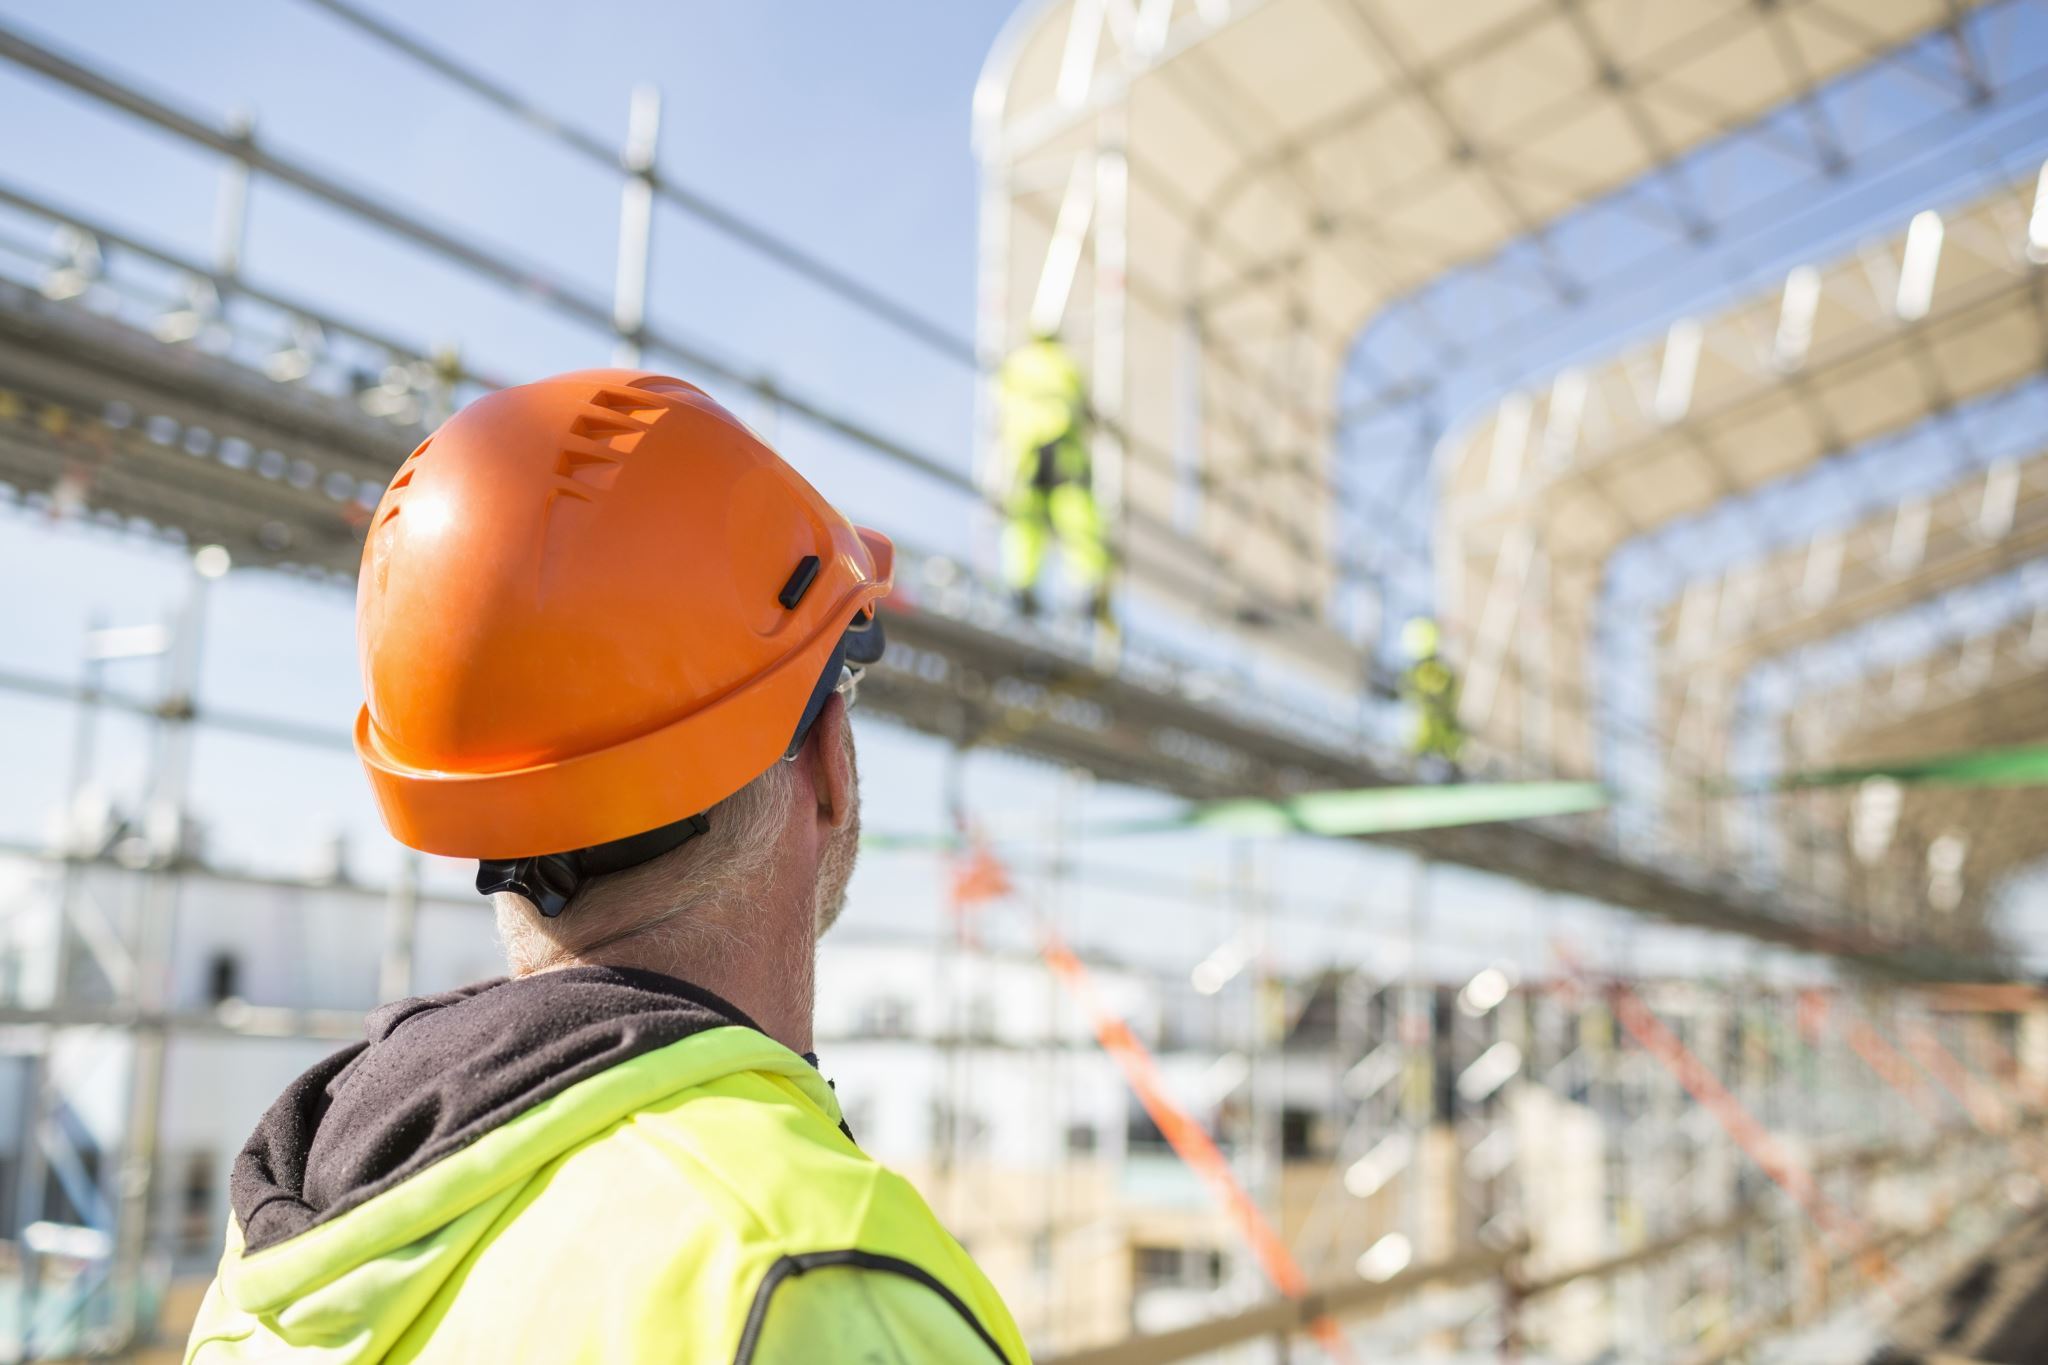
top-left (0, 0), bottom-right (2047, 1359)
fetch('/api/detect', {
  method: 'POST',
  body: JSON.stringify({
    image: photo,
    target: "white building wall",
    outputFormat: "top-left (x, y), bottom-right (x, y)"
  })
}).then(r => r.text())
top-left (815, 939), bottom-right (1165, 1170)
top-left (0, 861), bottom-right (1266, 1278)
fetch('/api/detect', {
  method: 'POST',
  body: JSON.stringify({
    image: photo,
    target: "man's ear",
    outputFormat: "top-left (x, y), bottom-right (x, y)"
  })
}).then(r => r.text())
top-left (806, 693), bottom-right (855, 830)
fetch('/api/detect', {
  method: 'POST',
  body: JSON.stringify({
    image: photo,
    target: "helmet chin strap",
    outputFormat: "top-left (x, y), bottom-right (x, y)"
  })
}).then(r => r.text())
top-left (476, 611), bottom-right (885, 919)
top-left (477, 812), bottom-right (711, 918)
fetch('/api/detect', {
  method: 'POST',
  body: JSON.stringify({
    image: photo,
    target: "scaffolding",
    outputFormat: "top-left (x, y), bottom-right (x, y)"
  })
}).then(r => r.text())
top-left (0, 1), bottom-right (2045, 1360)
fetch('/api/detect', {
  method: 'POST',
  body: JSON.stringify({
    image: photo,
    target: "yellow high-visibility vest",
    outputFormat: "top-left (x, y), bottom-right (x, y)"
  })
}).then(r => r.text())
top-left (185, 1025), bottom-right (1030, 1363)
top-left (998, 338), bottom-right (1088, 486)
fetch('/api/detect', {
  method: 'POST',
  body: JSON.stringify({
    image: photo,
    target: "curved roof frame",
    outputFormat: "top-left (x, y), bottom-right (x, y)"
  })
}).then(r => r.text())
top-left (978, 0), bottom-right (2048, 953)
top-left (1339, 3), bottom-right (2047, 434)
top-left (975, 0), bottom-right (2013, 665)
top-left (1644, 396), bottom-right (2048, 798)
top-left (1177, 0), bottom-right (2013, 324)
top-left (1641, 415), bottom-right (2048, 914)
top-left (1424, 151), bottom-right (2048, 948)
top-left (1737, 562), bottom-right (2048, 775)
top-left (1438, 165), bottom-right (2046, 788)
top-left (1594, 226), bottom-right (2048, 888)
top-left (1342, 3), bottom-right (2048, 632)
top-left (1724, 560), bottom-right (2048, 914)
top-left (1446, 173), bottom-right (2046, 563)
top-left (1619, 374), bottom-right (2048, 804)
top-left (1751, 600), bottom-right (2048, 926)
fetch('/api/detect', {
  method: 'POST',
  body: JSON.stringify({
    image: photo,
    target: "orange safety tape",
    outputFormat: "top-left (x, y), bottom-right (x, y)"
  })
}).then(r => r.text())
top-left (1960, 1017), bottom-right (2048, 1113)
top-left (1040, 932), bottom-right (1360, 1364)
top-left (1552, 943), bottom-right (1898, 1295)
top-left (1879, 1014), bottom-right (2048, 1195)
top-left (1900, 1019), bottom-right (2014, 1135)
top-left (1839, 1010), bottom-right (1946, 1125)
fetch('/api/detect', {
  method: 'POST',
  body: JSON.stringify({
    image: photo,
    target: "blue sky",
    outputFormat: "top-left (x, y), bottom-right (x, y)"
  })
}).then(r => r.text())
top-left (0, 1), bottom-right (1004, 507)
top-left (0, 2), bottom-right (1000, 903)
top-left (0, 1), bottom-right (2040, 979)
top-left (0, 0), bottom-right (1497, 985)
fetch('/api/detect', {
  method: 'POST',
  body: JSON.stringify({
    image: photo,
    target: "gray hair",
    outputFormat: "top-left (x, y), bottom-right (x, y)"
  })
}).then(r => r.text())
top-left (493, 758), bottom-right (799, 975)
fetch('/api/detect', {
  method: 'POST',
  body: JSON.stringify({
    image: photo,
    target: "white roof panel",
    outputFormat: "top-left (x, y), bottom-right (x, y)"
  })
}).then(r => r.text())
top-left (978, 0), bottom-right (1980, 646)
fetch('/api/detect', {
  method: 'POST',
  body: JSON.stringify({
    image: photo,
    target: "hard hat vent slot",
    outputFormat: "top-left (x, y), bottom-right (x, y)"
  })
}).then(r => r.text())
top-left (589, 389), bottom-right (669, 424)
top-left (568, 413), bottom-right (648, 450)
top-left (625, 377), bottom-right (705, 399)
top-left (557, 447), bottom-right (624, 490)
top-left (386, 436), bottom-right (430, 493)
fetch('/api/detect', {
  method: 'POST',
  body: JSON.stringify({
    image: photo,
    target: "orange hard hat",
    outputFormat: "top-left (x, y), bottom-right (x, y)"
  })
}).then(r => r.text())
top-left (354, 368), bottom-right (892, 899)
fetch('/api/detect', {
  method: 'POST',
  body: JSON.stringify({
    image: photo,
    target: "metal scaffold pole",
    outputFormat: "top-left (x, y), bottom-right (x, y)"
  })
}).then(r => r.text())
top-left (935, 740), bottom-right (968, 1224)
top-left (10, 616), bottom-right (105, 1363)
top-left (3, 4), bottom-right (2048, 1360)
top-left (1234, 838), bottom-right (1282, 1325)
top-left (611, 85), bottom-right (660, 367)
top-left (1089, 105), bottom-right (1128, 592)
top-left (108, 549), bottom-right (220, 1350)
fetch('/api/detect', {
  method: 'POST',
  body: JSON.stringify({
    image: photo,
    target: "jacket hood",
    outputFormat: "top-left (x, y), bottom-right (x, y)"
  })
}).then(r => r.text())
top-left (217, 967), bottom-right (840, 1330)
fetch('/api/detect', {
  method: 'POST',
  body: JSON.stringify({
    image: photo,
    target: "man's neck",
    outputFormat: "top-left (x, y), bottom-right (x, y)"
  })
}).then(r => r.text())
top-left (546, 910), bottom-right (817, 1055)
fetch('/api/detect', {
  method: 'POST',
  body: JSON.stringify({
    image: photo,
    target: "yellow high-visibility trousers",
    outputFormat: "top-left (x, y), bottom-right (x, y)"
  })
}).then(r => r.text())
top-left (1003, 480), bottom-right (1107, 592)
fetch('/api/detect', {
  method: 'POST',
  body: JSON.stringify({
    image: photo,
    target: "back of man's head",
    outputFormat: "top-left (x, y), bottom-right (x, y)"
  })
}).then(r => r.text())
top-left (352, 370), bottom-right (890, 954)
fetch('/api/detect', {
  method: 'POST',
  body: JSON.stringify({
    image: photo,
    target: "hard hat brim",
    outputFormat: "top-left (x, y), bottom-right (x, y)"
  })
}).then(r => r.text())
top-left (357, 523), bottom-right (894, 860)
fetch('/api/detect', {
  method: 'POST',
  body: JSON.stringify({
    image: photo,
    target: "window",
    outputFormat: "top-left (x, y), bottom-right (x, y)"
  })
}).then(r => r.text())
top-left (1065, 1122), bottom-right (1098, 1155)
top-left (963, 996), bottom-right (998, 1043)
top-left (1133, 1245), bottom-right (1226, 1290)
top-left (1281, 1107), bottom-right (1321, 1160)
top-left (206, 951), bottom-right (241, 1006)
top-left (861, 995), bottom-right (912, 1038)
top-left (1134, 1245), bottom-right (1181, 1287)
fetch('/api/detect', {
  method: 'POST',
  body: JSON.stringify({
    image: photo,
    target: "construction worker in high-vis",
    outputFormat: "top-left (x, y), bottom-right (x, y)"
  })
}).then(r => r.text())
top-left (183, 371), bottom-right (1030, 1364)
top-left (1400, 616), bottom-right (1464, 777)
top-left (998, 332), bottom-right (1110, 624)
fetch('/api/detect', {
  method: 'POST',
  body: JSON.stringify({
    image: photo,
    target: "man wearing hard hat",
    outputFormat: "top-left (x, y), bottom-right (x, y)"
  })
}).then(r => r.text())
top-left (1400, 615), bottom-right (1464, 778)
top-left (997, 333), bottom-right (1110, 624)
top-left (184, 372), bottom-right (1030, 1363)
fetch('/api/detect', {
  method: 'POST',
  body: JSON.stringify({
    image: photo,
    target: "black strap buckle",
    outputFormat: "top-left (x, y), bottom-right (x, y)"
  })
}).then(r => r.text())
top-left (477, 811), bottom-right (711, 918)
top-left (476, 852), bottom-right (582, 918)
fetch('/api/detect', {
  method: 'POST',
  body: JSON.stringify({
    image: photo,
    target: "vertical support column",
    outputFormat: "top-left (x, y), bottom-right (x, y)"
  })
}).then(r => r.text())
top-left (1522, 545), bottom-right (1551, 776)
top-left (1401, 859), bottom-right (1436, 1268)
top-left (1172, 310), bottom-right (1203, 536)
top-left (214, 110), bottom-right (254, 284)
top-left (1269, 262), bottom-right (1315, 618)
top-left (974, 147), bottom-right (1013, 513)
top-left (1236, 840), bottom-right (1280, 1292)
top-left (1090, 106), bottom-right (1128, 599)
top-left (1594, 1006), bottom-right (1633, 1355)
top-left (111, 547), bottom-right (221, 1347)
top-left (933, 741), bottom-right (968, 1224)
top-left (12, 618), bottom-right (108, 1358)
top-left (1036, 766), bottom-right (1080, 1342)
top-left (612, 86), bottom-right (662, 366)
